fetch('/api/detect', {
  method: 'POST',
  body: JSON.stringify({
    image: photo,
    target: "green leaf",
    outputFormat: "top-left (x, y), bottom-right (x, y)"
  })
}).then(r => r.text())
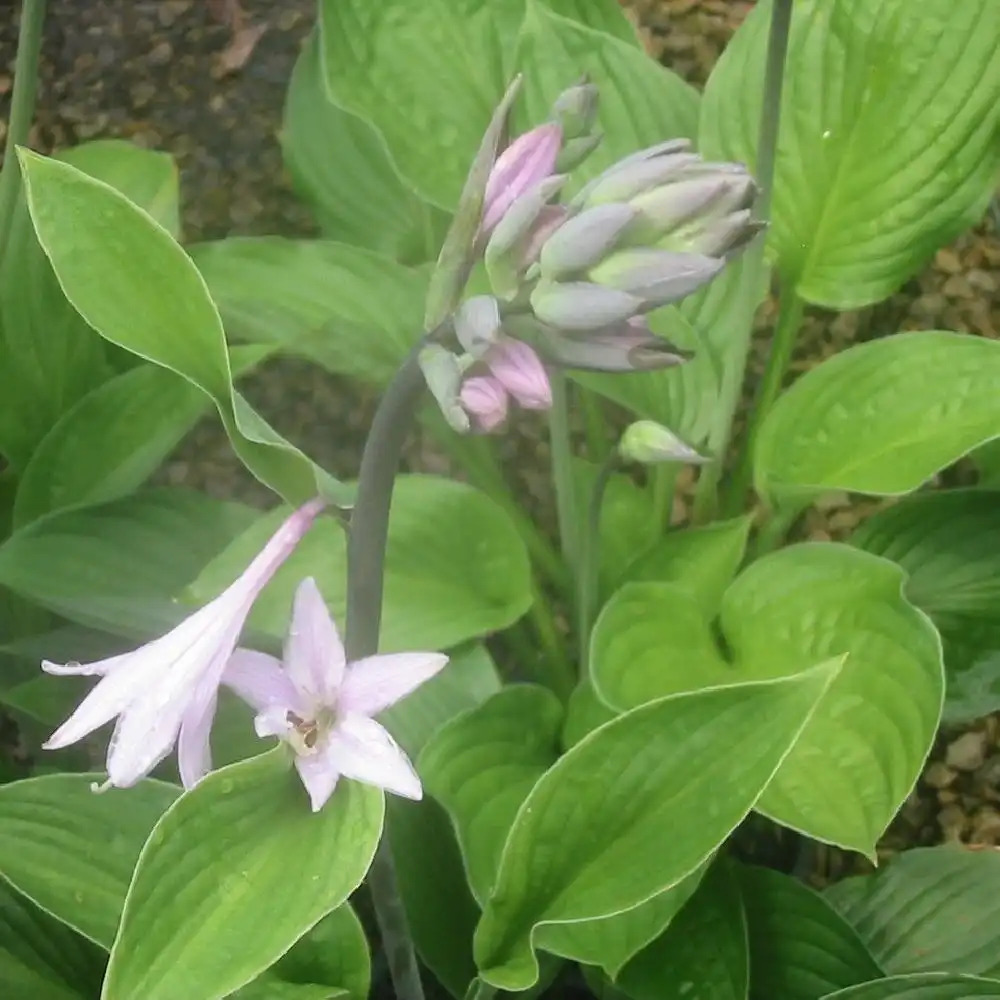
top-left (319, 0), bottom-right (696, 212)
top-left (819, 974), bottom-right (1000, 1000)
top-left (617, 859), bottom-right (748, 1000)
top-left (0, 139), bottom-right (178, 470)
top-left (618, 515), bottom-right (752, 617)
top-left (561, 680), bottom-right (616, 750)
top-left (283, 31), bottom-right (448, 263)
top-left (472, 662), bottom-right (840, 990)
top-left (0, 773), bottom-right (178, 948)
top-left (933, 619), bottom-right (1000, 725)
top-left (190, 476), bottom-right (533, 653)
top-left (700, 0), bottom-right (1000, 309)
top-left (825, 845), bottom-right (1000, 979)
top-left (737, 864), bottom-right (882, 1000)
top-left (420, 685), bottom-right (709, 980)
top-left (851, 490), bottom-right (1000, 619)
top-left (0, 880), bottom-right (106, 999)
top-left (0, 488), bottom-right (258, 638)
top-left (233, 983), bottom-right (344, 1000)
top-left (103, 749), bottom-right (384, 1000)
top-left (754, 333), bottom-right (1000, 505)
top-left (192, 237), bottom-right (431, 386)
top-left (16, 149), bottom-right (347, 507)
top-left (591, 581), bottom-right (733, 711)
top-left (12, 345), bottom-right (267, 527)
top-left (719, 543), bottom-right (943, 854)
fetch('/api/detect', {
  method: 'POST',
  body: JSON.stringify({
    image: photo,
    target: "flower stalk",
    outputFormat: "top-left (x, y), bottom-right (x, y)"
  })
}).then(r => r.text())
top-left (691, 0), bottom-right (794, 524)
top-left (0, 0), bottom-right (47, 269)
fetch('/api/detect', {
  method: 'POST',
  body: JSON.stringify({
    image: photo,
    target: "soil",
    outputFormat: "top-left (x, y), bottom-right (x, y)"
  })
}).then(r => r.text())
top-left (3, 0), bottom-right (1000, 956)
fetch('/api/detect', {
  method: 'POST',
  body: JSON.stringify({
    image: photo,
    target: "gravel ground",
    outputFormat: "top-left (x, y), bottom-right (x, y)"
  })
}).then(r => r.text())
top-left (3, 0), bottom-right (1000, 863)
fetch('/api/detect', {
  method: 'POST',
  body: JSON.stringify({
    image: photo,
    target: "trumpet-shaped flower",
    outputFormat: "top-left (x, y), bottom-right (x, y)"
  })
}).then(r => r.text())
top-left (42, 499), bottom-right (326, 790)
top-left (223, 577), bottom-right (448, 811)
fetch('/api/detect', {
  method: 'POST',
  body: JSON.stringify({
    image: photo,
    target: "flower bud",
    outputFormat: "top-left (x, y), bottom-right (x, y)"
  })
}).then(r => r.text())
top-left (541, 318), bottom-right (691, 373)
top-left (538, 202), bottom-right (636, 279)
top-left (420, 344), bottom-right (471, 433)
top-left (577, 147), bottom-right (699, 206)
top-left (555, 133), bottom-right (603, 173)
top-left (530, 279), bottom-right (642, 331)
top-left (487, 338), bottom-right (551, 409)
top-left (586, 248), bottom-right (724, 308)
top-left (454, 295), bottom-right (502, 358)
top-left (618, 420), bottom-right (708, 465)
top-left (550, 78), bottom-right (599, 140)
top-left (482, 123), bottom-right (563, 234)
top-left (460, 376), bottom-right (509, 432)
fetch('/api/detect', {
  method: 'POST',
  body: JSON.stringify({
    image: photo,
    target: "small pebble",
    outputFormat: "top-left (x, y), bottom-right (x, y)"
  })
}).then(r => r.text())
top-left (946, 730), bottom-right (989, 772)
top-left (923, 761), bottom-right (957, 790)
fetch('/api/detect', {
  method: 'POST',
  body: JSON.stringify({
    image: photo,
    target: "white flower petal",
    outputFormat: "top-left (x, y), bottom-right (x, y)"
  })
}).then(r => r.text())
top-left (339, 652), bottom-right (449, 717)
top-left (285, 577), bottom-right (345, 703)
top-left (255, 706), bottom-right (293, 739)
top-left (176, 684), bottom-right (218, 789)
top-left (294, 753), bottom-right (341, 812)
top-left (325, 715), bottom-right (422, 800)
top-left (223, 649), bottom-right (303, 715)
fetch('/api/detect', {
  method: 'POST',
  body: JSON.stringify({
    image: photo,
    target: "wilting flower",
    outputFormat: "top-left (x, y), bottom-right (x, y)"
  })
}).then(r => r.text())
top-left (223, 577), bottom-right (447, 811)
top-left (619, 419), bottom-right (708, 465)
top-left (41, 499), bottom-right (326, 790)
top-left (481, 122), bottom-right (562, 234)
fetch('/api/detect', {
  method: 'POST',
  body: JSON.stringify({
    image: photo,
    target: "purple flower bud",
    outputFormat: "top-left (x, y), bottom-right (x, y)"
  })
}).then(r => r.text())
top-left (538, 203), bottom-right (636, 279)
top-left (587, 248), bottom-right (724, 308)
top-left (460, 375), bottom-right (509, 432)
top-left (482, 123), bottom-right (563, 234)
top-left (530, 279), bottom-right (642, 331)
top-left (541, 317), bottom-right (691, 372)
top-left (487, 337), bottom-right (552, 410)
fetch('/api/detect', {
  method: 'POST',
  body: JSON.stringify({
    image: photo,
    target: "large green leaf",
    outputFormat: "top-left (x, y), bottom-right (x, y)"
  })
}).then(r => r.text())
top-left (190, 476), bottom-right (532, 653)
top-left (103, 749), bottom-right (383, 1000)
top-left (0, 140), bottom-right (178, 470)
top-left (617, 860), bottom-right (748, 1000)
top-left (700, 0), bottom-right (1000, 309)
top-left (0, 880), bottom-right (106, 1000)
top-left (12, 345), bottom-right (267, 528)
top-left (590, 581), bottom-right (733, 711)
top-left (17, 149), bottom-right (347, 506)
top-left (851, 491), bottom-right (1000, 721)
top-left (191, 237), bottom-right (430, 385)
top-left (825, 846), bottom-right (1000, 979)
top-left (738, 864), bottom-right (882, 1000)
top-left (754, 333), bottom-right (1000, 505)
top-left (472, 662), bottom-right (839, 990)
top-left (0, 774), bottom-right (178, 948)
top-left (719, 543), bottom-right (943, 854)
top-left (851, 491), bottom-right (1000, 618)
top-left (284, 31), bottom-right (448, 263)
top-left (819, 975), bottom-right (1000, 1000)
top-left (320, 0), bottom-right (695, 212)
top-left (420, 685), bottom-right (709, 980)
top-left (0, 489), bottom-right (258, 638)
top-left (618, 515), bottom-right (752, 617)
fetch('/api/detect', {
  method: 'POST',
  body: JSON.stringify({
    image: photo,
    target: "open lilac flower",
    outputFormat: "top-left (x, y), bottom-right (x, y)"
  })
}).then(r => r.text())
top-left (42, 499), bottom-right (325, 791)
top-left (223, 577), bottom-right (448, 811)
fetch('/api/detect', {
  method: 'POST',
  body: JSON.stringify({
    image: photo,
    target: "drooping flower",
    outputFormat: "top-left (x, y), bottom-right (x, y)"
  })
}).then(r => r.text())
top-left (42, 499), bottom-right (326, 790)
top-left (223, 577), bottom-right (448, 811)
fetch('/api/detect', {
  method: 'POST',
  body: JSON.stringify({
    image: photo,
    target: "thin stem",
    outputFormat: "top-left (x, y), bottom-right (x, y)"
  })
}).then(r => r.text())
top-left (580, 389), bottom-right (609, 462)
top-left (690, 0), bottom-right (794, 525)
top-left (548, 371), bottom-right (579, 574)
top-left (752, 502), bottom-right (802, 560)
top-left (651, 464), bottom-right (679, 530)
top-left (346, 340), bottom-right (430, 1000)
top-left (723, 288), bottom-right (804, 516)
top-left (526, 579), bottom-right (575, 699)
top-left (577, 452), bottom-right (617, 676)
top-left (0, 0), bottom-right (47, 269)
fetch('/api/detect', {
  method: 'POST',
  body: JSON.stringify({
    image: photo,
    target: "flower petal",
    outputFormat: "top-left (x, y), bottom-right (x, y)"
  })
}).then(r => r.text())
top-left (223, 648), bottom-right (302, 715)
top-left (285, 577), bottom-right (345, 703)
top-left (176, 684), bottom-right (218, 789)
top-left (325, 715), bottom-right (422, 800)
top-left (460, 375), bottom-right (509, 432)
top-left (294, 753), bottom-right (341, 812)
top-left (487, 339), bottom-right (552, 410)
top-left (340, 652), bottom-right (449, 717)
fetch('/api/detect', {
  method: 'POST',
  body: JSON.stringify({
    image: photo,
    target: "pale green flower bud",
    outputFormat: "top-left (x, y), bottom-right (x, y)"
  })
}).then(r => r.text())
top-left (538, 203), bottom-right (636, 279)
top-left (454, 295), bottom-right (502, 358)
top-left (530, 279), bottom-right (642, 331)
top-left (551, 78), bottom-right (599, 140)
top-left (618, 420), bottom-right (708, 465)
top-left (419, 344), bottom-right (471, 433)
